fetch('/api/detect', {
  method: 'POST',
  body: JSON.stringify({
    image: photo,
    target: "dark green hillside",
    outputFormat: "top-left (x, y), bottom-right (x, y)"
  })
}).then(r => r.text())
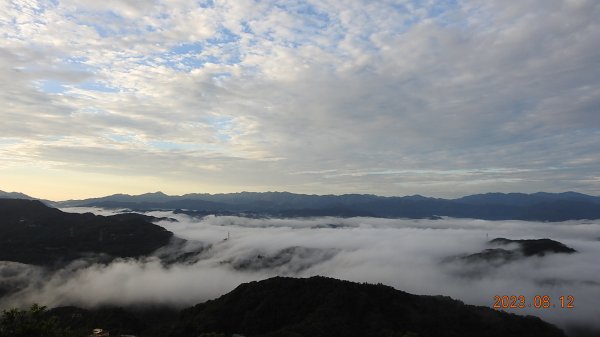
top-left (0, 199), bottom-right (173, 266)
top-left (0, 276), bottom-right (571, 337)
top-left (490, 238), bottom-right (577, 256)
top-left (169, 276), bottom-right (566, 337)
top-left (451, 238), bottom-right (577, 266)
top-left (8, 276), bottom-right (567, 337)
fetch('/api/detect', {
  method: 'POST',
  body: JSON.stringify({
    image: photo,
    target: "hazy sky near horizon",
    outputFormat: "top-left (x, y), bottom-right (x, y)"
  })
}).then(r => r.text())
top-left (1, 0), bottom-right (599, 200)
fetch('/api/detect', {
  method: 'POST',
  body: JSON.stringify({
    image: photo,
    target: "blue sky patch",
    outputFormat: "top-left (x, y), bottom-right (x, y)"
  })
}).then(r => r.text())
top-left (37, 79), bottom-right (66, 94)
top-left (77, 81), bottom-right (119, 93)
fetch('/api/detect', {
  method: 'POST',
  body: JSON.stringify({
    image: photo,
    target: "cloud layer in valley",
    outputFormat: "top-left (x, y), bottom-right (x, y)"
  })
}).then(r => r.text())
top-left (2, 209), bottom-right (599, 335)
top-left (1, 0), bottom-right (599, 199)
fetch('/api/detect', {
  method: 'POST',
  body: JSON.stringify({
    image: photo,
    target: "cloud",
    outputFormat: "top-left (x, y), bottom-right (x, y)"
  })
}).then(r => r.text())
top-left (1, 0), bottom-right (599, 198)
top-left (2, 209), bottom-right (599, 334)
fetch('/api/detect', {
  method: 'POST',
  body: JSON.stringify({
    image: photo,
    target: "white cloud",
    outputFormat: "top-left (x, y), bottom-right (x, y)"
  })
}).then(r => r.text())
top-left (2, 211), bottom-right (599, 334)
top-left (1, 0), bottom-right (599, 198)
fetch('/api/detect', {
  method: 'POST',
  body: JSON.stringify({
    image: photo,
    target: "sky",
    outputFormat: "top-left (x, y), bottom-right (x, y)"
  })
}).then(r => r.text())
top-left (0, 0), bottom-right (599, 200)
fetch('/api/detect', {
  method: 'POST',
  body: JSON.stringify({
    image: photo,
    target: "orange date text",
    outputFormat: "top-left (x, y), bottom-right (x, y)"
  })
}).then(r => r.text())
top-left (492, 295), bottom-right (574, 309)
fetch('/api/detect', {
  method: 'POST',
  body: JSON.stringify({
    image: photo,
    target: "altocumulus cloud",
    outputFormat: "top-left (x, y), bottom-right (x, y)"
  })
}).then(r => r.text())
top-left (0, 0), bottom-right (599, 198)
top-left (2, 209), bottom-right (599, 334)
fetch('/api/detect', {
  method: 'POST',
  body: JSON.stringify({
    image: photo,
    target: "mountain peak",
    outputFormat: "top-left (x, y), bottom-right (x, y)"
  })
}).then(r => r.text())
top-left (0, 189), bottom-right (35, 200)
top-left (140, 191), bottom-right (168, 196)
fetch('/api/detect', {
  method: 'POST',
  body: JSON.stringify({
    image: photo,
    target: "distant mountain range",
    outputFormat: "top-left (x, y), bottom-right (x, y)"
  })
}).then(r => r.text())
top-left (58, 191), bottom-right (600, 221)
top-left (0, 190), bottom-right (35, 200)
top-left (0, 189), bottom-right (54, 206)
top-left (2, 189), bottom-right (600, 221)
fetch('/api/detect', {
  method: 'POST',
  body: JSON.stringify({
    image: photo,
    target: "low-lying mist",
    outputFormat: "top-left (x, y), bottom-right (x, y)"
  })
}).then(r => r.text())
top-left (2, 208), bottom-right (599, 335)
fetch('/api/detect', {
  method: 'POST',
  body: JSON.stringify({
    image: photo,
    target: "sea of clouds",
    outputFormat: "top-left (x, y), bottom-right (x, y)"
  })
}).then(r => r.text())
top-left (1, 207), bottom-right (599, 335)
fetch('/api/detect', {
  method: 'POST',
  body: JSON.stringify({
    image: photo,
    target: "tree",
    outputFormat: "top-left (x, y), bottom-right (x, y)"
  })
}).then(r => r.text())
top-left (0, 304), bottom-right (73, 337)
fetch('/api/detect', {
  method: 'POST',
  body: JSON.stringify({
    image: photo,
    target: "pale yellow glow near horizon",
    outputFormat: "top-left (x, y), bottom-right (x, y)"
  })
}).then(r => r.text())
top-left (0, 166), bottom-right (327, 201)
top-left (0, 167), bottom-right (234, 201)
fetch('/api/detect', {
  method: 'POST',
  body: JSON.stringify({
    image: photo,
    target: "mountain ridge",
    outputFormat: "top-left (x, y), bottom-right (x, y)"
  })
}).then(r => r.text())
top-left (40, 276), bottom-right (567, 337)
top-left (0, 198), bottom-right (173, 266)
top-left (174, 275), bottom-right (567, 337)
top-left (3, 189), bottom-right (600, 221)
top-left (56, 191), bottom-right (600, 221)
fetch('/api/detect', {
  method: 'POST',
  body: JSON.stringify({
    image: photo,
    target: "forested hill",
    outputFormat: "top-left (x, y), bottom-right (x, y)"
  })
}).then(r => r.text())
top-left (0, 199), bottom-right (173, 266)
top-left (39, 276), bottom-right (567, 337)
top-left (171, 276), bottom-right (566, 337)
